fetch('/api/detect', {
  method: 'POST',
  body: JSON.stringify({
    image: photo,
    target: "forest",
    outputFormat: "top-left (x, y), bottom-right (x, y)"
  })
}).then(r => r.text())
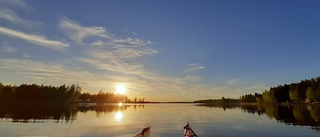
top-left (0, 83), bottom-right (145, 103)
top-left (240, 77), bottom-right (320, 103)
top-left (194, 97), bottom-right (239, 104)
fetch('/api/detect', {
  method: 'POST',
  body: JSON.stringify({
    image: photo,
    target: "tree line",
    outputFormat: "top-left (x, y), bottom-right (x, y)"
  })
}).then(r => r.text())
top-left (240, 93), bottom-right (262, 103)
top-left (78, 90), bottom-right (147, 103)
top-left (0, 82), bottom-right (147, 103)
top-left (0, 83), bottom-right (81, 102)
top-left (240, 77), bottom-right (320, 103)
top-left (194, 97), bottom-right (239, 104)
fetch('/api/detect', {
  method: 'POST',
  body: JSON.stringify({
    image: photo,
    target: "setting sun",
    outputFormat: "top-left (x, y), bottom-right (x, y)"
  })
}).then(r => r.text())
top-left (116, 84), bottom-right (126, 95)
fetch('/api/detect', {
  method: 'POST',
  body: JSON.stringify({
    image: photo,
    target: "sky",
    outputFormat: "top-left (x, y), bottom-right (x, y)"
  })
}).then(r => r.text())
top-left (1, 0), bottom-right (320, 101)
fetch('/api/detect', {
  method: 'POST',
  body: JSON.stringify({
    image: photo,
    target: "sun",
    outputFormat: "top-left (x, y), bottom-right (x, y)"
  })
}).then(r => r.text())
top-left (116, 84), bottom-right (126, 95)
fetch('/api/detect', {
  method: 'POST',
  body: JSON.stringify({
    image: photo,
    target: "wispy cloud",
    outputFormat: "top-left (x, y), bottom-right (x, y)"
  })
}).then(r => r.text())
top-left (59, 18), bottom-right (111, 45)
top-left (185, 63), bottom-right (205, 72)
top-left (227, 79), bottom-right (239, 85)
top-left (0, 58), bottom-right (102, 88)
top-left (90, 48), bottom-right (157, 60)
top-left (0, 26), bottom-right (69, 50)
top-left (0, 0), bottom-right (30, 9)
top-left (5, 46), bottom-right (14, 53)
top-left (60, 18), bottom-right (158, 78)
top-left (23, 53), bottom-right (30, 58)
top-left (0, 9), bottom-right (39, 26)
top-left (0, 43), bottom-right (15, 53)
top-left (60, 18), bottom-right (154, 48)
top-left (112, 38), bottom-right (154, 48)
top-left (78, 57), bottom-right (147, 76)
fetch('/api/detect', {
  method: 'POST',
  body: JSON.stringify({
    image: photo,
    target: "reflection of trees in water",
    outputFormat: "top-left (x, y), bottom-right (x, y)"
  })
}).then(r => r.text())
top-left (197, 103), bottom-right (320, 131)
top-left (240, 104), bottom-right (320, 131)
top-left (78, 103), bottom-right (131, 117)
top-left (0, 103), bottom-right (144, 123)
top-left (0, 103), bottom-right (77, 123)
top-left (196, 103), bottom-right (239, 111)
top-left (133, 104), bottom-right (145, 109)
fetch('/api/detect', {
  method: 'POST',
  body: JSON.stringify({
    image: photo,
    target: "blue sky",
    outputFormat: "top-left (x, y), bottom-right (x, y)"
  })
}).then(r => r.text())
top-left (1, 0), bottom-right (320, 101)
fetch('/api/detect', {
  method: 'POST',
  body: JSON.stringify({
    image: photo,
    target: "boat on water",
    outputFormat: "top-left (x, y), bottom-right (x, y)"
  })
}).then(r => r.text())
top-left (183, 122), bottom-right (198, 137)
top-left (133, 122), bottom-right (198, 137)
top-left (133, 126), bottom-right (151, 137)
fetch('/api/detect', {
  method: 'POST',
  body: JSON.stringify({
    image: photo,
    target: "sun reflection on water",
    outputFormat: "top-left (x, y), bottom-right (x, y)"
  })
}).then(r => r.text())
top-left (118, 102), bottom-right (122, 107)
top-left (115, 111), bottom-right (123, 122)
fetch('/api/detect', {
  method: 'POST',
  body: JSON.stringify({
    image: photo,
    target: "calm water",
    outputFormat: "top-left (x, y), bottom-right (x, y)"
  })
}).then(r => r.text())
top-left (0, 103), bottom-right (319, 137)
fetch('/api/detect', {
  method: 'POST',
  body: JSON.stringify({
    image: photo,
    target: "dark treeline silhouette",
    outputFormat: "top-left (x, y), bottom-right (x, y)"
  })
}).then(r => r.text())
top-left (240, 93), bottom-right (263, 103)
top-left (0, 82), bottom-right (147, 103)
top-left (0, 103), bottom-right (143, 123)
top-left (78, 91), bottom-right (147, 103)
top-left (194, 97), bottom-right (239, 105)
top-left (79, 91), bottom-right (127, 103)
top-left (240, 77), bottom-right (320, 103)
top-left (0, 83), bottom-right (81, 102)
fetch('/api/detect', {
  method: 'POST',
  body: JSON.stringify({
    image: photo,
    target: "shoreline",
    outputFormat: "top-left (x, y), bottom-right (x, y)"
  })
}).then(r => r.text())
top-left (240, 102), bottom-right (320, 106)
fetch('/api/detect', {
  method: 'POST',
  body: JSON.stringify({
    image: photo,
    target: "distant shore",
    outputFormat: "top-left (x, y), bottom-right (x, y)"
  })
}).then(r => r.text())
top-left (240, 102), bottom-right (320, 106)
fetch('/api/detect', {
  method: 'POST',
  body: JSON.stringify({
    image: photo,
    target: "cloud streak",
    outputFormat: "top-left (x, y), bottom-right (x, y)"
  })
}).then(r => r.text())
top-left (0, 9), bottom-right (38, 26)
top-left (185, 63), bottom-right (205, 72)
top-left (227, 79), bottom-right (239, 85)
top-left (59, 18), bottom-right (111, 45)
top-left (0, 0), bottom-right (30, 9)
top-left (0, 43), bottom-right (15, 53)
top-left (0, 58), bottom-right (104, 89)
top-left (60, 18), bottom-right (158, 78)
top-left (59, 18), bottom-right (155, 48)
top-left (0, 26), bottom-right (69, 50)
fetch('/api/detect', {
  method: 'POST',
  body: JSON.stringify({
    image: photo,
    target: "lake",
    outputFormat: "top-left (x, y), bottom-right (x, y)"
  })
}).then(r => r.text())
top-left (0, 103), bottom-right (319, 137)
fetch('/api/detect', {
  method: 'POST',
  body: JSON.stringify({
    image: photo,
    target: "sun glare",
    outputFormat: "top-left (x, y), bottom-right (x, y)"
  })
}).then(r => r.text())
top-left (115, 111), bottom-right (123, 121)
top-left (116, 84), bottom-right (127, 95)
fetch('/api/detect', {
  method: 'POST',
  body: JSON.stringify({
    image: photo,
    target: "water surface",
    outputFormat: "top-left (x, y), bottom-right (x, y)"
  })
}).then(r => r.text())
top-left (0, 103), bottom-right (319, 137)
